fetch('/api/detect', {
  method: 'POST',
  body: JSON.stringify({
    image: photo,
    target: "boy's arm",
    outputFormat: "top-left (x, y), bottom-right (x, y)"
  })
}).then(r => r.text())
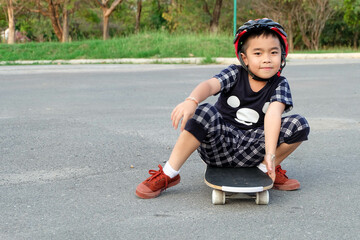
top-left (171, 77), bottom-right (221, 131)
top-left (264, 101), bottom-right (285, 181)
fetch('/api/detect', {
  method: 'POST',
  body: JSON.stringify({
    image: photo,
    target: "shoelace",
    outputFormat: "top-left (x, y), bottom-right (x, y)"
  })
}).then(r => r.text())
top-left (276, 166), bottom-right (288, 179)
top-left (147, 164), bottom-right (168, 189)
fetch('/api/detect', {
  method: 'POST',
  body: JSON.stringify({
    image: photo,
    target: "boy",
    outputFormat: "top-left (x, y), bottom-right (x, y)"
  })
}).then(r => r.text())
top-left (136, 18), bottom-right (310, 199)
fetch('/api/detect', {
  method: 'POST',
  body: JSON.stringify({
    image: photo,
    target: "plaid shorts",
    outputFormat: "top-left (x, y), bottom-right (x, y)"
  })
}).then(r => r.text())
top-left (184, 103), bottom-right (310, 167)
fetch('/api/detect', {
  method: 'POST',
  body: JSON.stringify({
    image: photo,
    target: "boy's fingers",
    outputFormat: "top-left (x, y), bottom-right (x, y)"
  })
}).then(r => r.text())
top-left (265, 161), bottom-right (271, 171)
top-left (270, 171), bottom-right (275, 182)
top-left (171, 110), bottom-right (177, 126)
top-left (173, 111), bottom-right (184, 130)
top-left (171, 101), bottom-right (195, 130)
top-left (180, 115), bottom-right (189, 131)
top-left (267, 163), bottom-right (275, 182)
top-left (171, 106), bottom-right (179, 121)
top-left (173, 116), bottom-right (179, 129)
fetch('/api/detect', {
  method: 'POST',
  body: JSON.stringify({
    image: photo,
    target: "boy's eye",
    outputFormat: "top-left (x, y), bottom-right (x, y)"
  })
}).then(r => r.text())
top-left (271, 51), bottom-right (279, 55)
top-left (254, 52), bottom-right (261, 55)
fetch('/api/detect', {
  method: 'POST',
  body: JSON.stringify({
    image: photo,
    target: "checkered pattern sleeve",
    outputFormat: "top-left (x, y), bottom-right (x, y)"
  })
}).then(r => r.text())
top-left (270, 77), bottom-right (293, 113)
top-left (213, 64), bottom-right (239, 93)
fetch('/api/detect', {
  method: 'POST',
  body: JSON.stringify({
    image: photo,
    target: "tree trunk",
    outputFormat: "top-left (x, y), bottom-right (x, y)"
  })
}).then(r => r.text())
top-left (62, 2), bottom-right (69, 42)
top-left (97, 0), bottom-right (123, 40)
top-left (135, 0), bottom-right (142, 33)
top-left (300, 32), bottom-right (312, 49)
top-left (210, 0), bottom-right (222, 34)
top-left (203, 0), bottom-right (223, 34)
top-left (103, 12), bottom-right (110, 40)
top-left (287, 13), bottom-right (294, 52)
top-left (354, 29), bottom-right (358, 49)
top-left (47, 1), bottom-right (63, 42)
top-left (7, 0), bottom-right (15, 44)
top-left (288, 28), bottom-right (294, 52)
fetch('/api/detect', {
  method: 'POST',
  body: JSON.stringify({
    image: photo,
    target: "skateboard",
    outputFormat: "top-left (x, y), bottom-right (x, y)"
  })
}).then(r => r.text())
top-left (204, 165), bottom-right (273, 205)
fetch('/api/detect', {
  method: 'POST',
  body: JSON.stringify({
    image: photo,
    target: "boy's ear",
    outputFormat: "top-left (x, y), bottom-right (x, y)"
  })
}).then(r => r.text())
top-left (240, 53), bottom-right (248, 66)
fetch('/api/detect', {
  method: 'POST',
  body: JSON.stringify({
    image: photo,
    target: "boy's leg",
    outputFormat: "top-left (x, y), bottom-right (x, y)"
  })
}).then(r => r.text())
top-left (260, 142), bottom-right (301, 169)
top-left (136, 103), bottom-right (228, 199)
top-left (275, 142), bottom-right (302, 166)
top-left (260, 142), bottom-right (303, 191)
top-left (135, 130), bottom-right (199, 199)
top-left (167, 130), bottom-right (201, 171)
top-left (272, 142), bottom-right (302, 190)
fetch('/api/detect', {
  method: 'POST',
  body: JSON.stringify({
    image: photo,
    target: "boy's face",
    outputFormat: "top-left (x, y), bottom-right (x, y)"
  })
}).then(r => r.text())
top-left (241, 34), bottom-right (282, 80)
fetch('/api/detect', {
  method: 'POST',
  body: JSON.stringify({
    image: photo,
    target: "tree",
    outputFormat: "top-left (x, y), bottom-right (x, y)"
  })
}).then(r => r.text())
top-left (253, 0), bottom-right (335, 50)
top-left (32, 0), bottom-right (78, 42)
top-left (202, 0), bottom-right (223, 34)
top-left (294, 0), bottom-right (335, 50)
top-left (162, 0), bottom-right (225, 33)
top-left (3, 0), bottom-right (24, 44)
top-left (94, 0), bottom-right (123, 40)
top-left (6, 0), bottom-right (15, 44)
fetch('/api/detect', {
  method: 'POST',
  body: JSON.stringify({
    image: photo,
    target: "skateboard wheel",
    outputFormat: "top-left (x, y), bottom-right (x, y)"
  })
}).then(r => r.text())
top-left (255, 190), bottom-right (269, 205)
top-left (212, 189), bottom-right (225, 205)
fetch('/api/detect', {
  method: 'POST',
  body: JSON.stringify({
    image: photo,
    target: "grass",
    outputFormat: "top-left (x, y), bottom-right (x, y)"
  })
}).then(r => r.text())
top-left (0, 31), bottom-right (358, 62)
top-left (0, 32), bottom-right (234, 62)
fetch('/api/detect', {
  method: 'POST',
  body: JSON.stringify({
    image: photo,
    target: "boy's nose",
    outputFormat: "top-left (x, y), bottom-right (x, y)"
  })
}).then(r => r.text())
top-left (263, 54), bottom-right (271, 63)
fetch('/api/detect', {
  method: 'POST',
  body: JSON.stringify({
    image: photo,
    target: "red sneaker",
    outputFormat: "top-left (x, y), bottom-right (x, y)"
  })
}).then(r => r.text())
top-left (136, 165), bottom-right (181, 199)
top-left (272, 165), bottom-right (300, 191)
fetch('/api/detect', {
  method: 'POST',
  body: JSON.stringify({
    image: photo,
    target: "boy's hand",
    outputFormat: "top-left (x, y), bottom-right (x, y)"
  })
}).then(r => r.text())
top-left (171, 100), bottom-right (198, 131)
top-left (264, 154), bottom-right (276, 182)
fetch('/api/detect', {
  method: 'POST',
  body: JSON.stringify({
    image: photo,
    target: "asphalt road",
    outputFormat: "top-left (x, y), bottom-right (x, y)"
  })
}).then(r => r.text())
top-left (0, 59), bottom-right (359, 239)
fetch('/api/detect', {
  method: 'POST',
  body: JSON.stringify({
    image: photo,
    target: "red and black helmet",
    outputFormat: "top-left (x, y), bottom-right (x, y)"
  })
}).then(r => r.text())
top-left (234, 18), bottom-right (288, 80)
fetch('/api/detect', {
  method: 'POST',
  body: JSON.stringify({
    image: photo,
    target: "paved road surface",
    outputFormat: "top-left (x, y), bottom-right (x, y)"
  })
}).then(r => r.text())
top-left (0, 59), bottom-right (359, 239)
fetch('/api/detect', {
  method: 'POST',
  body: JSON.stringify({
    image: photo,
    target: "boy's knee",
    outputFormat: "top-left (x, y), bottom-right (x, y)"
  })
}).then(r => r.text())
top-left (184, 103), bottom-right (220, 143)
top-left (281, 114), bottom-right (310, 144)
top-left (295, 114), bottom-right (310, 134)
top-left (285, 114), bottom-right (309, 131)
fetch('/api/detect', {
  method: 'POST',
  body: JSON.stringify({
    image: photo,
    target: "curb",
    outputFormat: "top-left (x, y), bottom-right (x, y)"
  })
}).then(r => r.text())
top-left (1, 53), bottom-right (360, 65)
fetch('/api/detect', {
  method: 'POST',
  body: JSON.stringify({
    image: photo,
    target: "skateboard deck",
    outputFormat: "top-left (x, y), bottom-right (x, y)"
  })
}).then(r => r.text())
top-left (204, 165), bottom-right (273, 205)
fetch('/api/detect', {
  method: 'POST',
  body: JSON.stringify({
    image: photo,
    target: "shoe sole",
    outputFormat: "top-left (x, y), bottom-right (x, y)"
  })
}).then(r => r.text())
top-left (135, 178), bottom-right (181, 199)
top-left (273, 182), bottom-right (300, 191)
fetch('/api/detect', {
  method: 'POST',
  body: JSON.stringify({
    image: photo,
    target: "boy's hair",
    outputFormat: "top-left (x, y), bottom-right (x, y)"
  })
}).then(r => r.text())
top-left (240, 28), bottom-right (282, 55)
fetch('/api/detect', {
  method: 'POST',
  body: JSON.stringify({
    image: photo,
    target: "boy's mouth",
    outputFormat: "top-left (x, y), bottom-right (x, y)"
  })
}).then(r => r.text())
top-left (260, 67), bottom-right (273, 70)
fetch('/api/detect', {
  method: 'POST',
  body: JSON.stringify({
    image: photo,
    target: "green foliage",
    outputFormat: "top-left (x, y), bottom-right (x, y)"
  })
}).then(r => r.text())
top-left (17, 14), bottom-right (56, 42)
top-left (147, 0), bottom-right (167, 29)
top-left (321, 10), bottom-right (353, 47)
top-left (343, 0), bottom-right (360, 27)
top-left (78, 8), bottom-right (100, 24)
top-left (0, 0), bottom-right (358, 51)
